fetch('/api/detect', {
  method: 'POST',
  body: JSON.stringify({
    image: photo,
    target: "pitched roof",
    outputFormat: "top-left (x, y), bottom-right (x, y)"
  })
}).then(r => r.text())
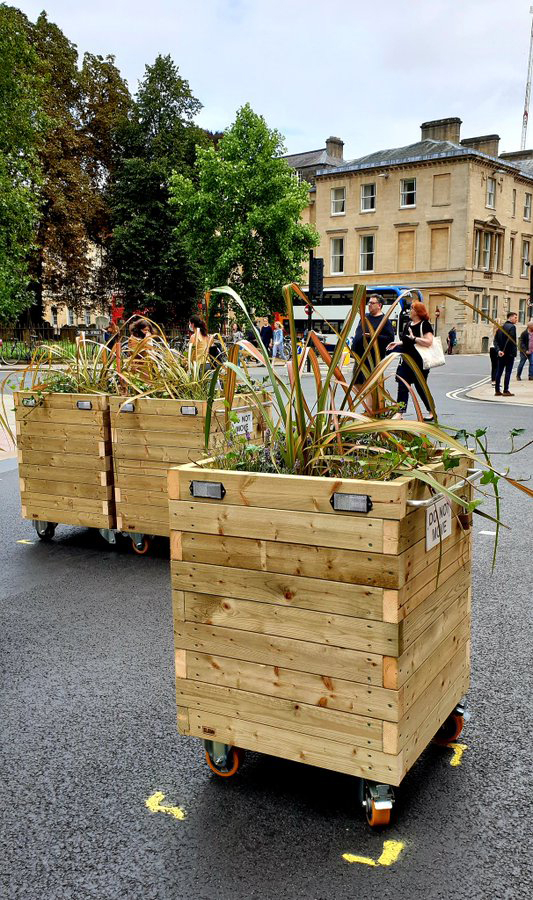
top-left (282, 148), bottom-right (345, 169)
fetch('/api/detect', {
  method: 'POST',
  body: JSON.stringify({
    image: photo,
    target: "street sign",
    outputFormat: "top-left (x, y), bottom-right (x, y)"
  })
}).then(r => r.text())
top-left (426, 496), bottom-right (452, 551)
top-left (235, 410), bottom-right (253, 435)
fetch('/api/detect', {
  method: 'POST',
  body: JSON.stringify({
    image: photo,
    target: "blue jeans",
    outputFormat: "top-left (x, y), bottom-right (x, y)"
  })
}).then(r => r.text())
top-left (517, 352), bottom-right (533, 378)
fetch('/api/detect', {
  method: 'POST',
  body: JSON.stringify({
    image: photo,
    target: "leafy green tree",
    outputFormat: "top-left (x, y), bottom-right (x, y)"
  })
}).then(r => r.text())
top-left (0, 5), bottom-right (44, 322)
top-left (170, 103), bottom-right (319, 319)
top-left (110, 55), bottom-right (208, 323)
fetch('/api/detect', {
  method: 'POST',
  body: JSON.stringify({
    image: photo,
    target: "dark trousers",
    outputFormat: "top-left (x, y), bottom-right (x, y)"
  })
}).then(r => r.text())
top-left (489, 346), bottom-right (499, 382)
top-left (396, 361), bottom-right (431, 411)
top-left (495, 355), bottom-right (515, 393)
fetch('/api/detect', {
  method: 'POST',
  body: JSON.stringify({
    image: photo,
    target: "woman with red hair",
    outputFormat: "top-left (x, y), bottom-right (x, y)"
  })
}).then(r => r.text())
top-left (386, 301), bottom-right (436, 421)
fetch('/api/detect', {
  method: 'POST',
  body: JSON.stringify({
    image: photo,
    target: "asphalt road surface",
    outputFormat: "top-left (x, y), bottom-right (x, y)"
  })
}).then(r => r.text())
top-left (1, 355), bottom-right (532, 900)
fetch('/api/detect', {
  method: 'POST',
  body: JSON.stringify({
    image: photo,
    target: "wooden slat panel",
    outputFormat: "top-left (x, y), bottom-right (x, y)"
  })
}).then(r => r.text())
top-left (170, 500), bottom-right (384, 553)
top-left (176, 680), bottom-right (384, 749)
top-left (14, 392), bottom-right (108, 411)
top-left (183, 593), bottom-right (399, 656)
top-left (20, 478), bottom-right (113, 500)
top-left (113, 472), bottom-right (167, 490)
top-left (19, 465), bottom-right (112, 486)
top-left (16, 421), bottom-right (107, 440)
top-left (17, 435), bottom-right (111, 456)
top-left (15, 407), bottom-right (104, 426)
top-left (400, 619), bottom-right (470, 714)
top-left (110, 413), bottom-right (225, 434)
top-left (113, 445), bottom-right (206, 463)
top-left (184, 711), bottom-right (403, 785)
top-left (170, 464), bottom-right (409, 520)
top-left (398, 536), bottom-right (471, 611)
top-left (402, 659), bottom-right (470, 775)
top-left (116, 488), bottom-right (168, 508)
top-left (384, 595), bottom-right (470, 689)
top-left (112, 429), bottom-right (220, 450)
top-left (391, 642), bottom-right (469, 752)
top-left (114, 460), bottom-right (168, 475)
top-left (399, 565), bottom-right (470, 650)
top-left (117, 512), bottom-right (169, 535)
top-left (22, 505), bottom-right (113, 528)
top-left (178, 533), bottom-right (401, 588)
top-left (171, 560), bottom-right (384, 620)
top-left (21, 492), bottom-right (109, 514)
top-left (18, 450), bottom-right (112, 471)
top-left (174, 622), bottom-right (383, 684)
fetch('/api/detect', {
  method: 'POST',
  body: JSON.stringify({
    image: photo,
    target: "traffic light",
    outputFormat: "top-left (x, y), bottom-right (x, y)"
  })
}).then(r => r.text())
top-left (309, 257), bottom-right (324, 300)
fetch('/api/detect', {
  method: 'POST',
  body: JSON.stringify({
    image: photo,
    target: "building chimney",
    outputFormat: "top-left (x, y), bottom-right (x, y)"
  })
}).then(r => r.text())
top-left (420, 117), bottom-right (462, 143)
top-left (499, 149), bottom-right (533, 162)
top-left (461, 134), bottom-right (500, 157)
top-left (326, 136), bottom-right (344, 159)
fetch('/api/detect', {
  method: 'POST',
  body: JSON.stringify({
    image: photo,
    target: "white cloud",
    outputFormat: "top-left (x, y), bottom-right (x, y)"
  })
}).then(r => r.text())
top-left (14, 0), bottom-right (533, 157)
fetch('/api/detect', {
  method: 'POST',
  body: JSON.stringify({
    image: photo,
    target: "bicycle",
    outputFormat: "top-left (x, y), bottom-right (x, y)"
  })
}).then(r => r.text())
top-left (0, 337), bottom-right (33, 366)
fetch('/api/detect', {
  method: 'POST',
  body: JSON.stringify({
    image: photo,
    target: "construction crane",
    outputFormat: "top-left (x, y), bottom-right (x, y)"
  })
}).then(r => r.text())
top-left (521, 6), bottom-right (533, 150)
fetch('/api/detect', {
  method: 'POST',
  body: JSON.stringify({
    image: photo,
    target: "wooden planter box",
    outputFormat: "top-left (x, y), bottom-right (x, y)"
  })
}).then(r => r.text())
top-left (110, 395), bottom-right (269, 538)
top-left (168, 458), bottom-right (473, 788)
top-left (15, 391), bottom-right (115, 530)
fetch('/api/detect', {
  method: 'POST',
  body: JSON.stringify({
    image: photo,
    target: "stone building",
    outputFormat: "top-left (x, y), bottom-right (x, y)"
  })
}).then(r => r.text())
top-left (291, 118), bottom-right (533, 352)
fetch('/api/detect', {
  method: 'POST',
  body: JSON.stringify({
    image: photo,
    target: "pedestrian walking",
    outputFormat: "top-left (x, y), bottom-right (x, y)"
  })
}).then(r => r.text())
top-left (231, 322), bottom-right (244, 343)
top-left (260, 319), bottom-right (273, 356)
top-left (447, 325), bottom-right (457, 355)
top-left (272, 322), bottom-right (287, 361)
top-left (188, 314), bottom-right (211, 365)
top-left (516, 320), bottom-right (533, 381)
top-left (351, 295), bottom-right (395, 385)
top-left (494, 311), bottom-right (518, 396)
top-left (386, 301), bottom-right (436, 421)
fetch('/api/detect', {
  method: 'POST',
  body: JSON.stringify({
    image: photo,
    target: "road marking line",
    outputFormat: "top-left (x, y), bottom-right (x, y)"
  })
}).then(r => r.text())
top-left (16, 539), bottom-right (35, 544)
top-left (478, 530), bottom-right (496, 536)
top-left (446, 376), bottom-right (491, 403)
top-left (449, 743), bottom-right (468, 767)
top-left (145, 791), bottom-right (186, 820)
top-left (343, 840), bottom-right (405, 866)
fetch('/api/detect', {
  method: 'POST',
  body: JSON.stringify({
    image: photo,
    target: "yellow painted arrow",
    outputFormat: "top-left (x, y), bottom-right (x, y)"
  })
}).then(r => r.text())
top-left (448, 743), bottom-right (468, 767)
top-left (343, 840), bottom-right (404, 866)
top-left (145, 791), bottom-right (186, 821)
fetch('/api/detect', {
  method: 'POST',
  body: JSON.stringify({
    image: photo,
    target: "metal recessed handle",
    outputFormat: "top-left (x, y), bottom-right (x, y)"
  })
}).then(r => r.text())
top-left (121, 402), bottom-right (135, 412)
top-left (190, 480), bottom-right (226, 500)
top-left (181, 405), bottom-right (198, 416)
top-left (330, 492), bottom-right (373, 513)
top-left (76, 400), bottom-right (92, 410)
top-left (22, 397), bottom-right (36, 407)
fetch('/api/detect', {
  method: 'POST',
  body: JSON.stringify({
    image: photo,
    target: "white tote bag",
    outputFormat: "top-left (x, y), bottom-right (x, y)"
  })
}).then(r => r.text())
top-left (417, 335), bottom-right (446, 370)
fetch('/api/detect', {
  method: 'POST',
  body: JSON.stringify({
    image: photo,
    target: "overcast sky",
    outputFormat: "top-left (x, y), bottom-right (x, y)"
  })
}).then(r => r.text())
top-left (13, 0), bottom-right (533, 159)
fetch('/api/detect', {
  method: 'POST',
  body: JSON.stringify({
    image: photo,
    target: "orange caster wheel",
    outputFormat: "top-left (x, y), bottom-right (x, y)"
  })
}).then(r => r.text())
top-left (360, 779), bottom-right (394, 828)
top-left (366, 800), bottom-right (391, 827)
top-left (131, 536), bottom-right (151, 555)
top-left (433, 711), bottom-right (464, 746)
top-left (204, 742), bottom-right (244, 777)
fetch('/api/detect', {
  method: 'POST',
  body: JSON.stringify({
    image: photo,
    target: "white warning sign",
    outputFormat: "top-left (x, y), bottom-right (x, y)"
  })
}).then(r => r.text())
top-left (426, 496), bottom-right (452, 551)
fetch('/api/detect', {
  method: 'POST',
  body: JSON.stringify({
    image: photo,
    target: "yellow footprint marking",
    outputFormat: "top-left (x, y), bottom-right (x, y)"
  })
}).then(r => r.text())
top-left (343, 840), bottom-right (405, 866)
top-left (145, 791), bottom-right (187, 821)
top-left (449, 743), bottom-right (468, 767)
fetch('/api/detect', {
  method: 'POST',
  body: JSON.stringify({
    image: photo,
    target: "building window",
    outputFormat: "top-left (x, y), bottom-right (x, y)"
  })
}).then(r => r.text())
top-left (359, 234), bottom-right (375, 272)
top-left (521, 239), bottom-right (530, 276)
top-left (293, 170), bottom-right (303, 184)
top-left (482, 233), bottom-right (491, 270)
top-left (430, 227), bottom-right (449, 270)
top-left (473, 293), bottom-right (480, 324)
top-left (397, 229), bottom-right (415, 271)
top-left (486, 177), bottom-right (496, 209)
top-left (519, 298), bottom-right (527, 324)
top-left (473, 230), bottom-right (481, 268)
top-left (67, 308), bottom-right (74, 326)
top-left (331, 187), bottom-right (346, 215)
top-left (51, 306), bottom-right (58, 328)
top-left (432, 173), bottom-right (451, 205)
top-left (512, 189), bottom-right (517, 217)
top-left (525, 193), bottom-right (532, 221)
top-left (481, 294), bottom-right (490, 323)
top-left (400, 178), bottom-right (416, 208)
top-left (330, 237), bottom-right (344, 274)
top-left (509, 236), bottom-right (515, 275)
top-left (84, 308), bottom-right (91, 327)
top-left (492, 296), bottom-right (498, 319)
top-left (492, 233), bottom-right (501, 271)
top-left (360, 183), bottom-right (376, 212)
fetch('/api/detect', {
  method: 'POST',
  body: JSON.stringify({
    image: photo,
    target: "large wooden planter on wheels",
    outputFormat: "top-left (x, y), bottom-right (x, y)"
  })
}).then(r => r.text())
top-left (168, 457), bottom-right (475, 825)
top-left (15, 391), bottom-right (115, 541)
top-left (110, 395), bottom-right (268, 553)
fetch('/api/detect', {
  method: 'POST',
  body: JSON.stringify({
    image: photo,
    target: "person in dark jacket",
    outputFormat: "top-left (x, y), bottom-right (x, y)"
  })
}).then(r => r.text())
top-left (494, 311), bottom-right (518, 396)
top-left (260, 319), bottom-right (273, 356)
top-left (516, 321), bottom-right (533, 380)
top-left (351, 296), bottom-right (395, 384)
